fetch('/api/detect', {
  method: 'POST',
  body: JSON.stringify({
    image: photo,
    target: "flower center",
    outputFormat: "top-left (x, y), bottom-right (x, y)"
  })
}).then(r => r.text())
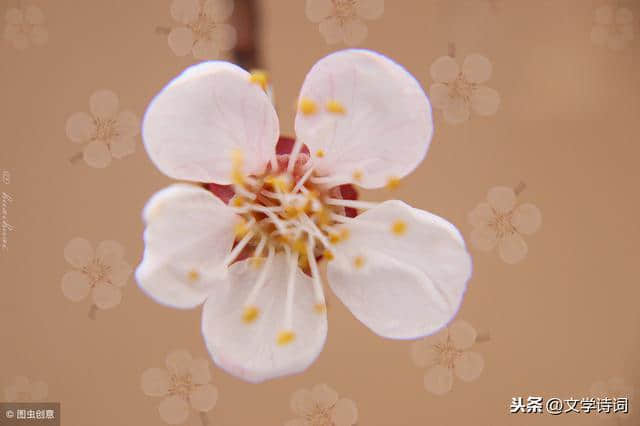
top-left (332, 0), bottom-right (358, 20)
top-left (306, 404), bottom-right (334, 426)
top-left (82, 258), bottom-right (111, 286)
top-left (434, 336), bottom-right (462, 369)
top-left (489, 209), bottom-right (516, 239)
top-left (189, 13), bottom-right (217, 40)
top-left (447, 73), bottom-right (475, 104)
top-left (93, 117), bottom-right (118, 142)
top-left (168, 373), bottom-right (195, 398)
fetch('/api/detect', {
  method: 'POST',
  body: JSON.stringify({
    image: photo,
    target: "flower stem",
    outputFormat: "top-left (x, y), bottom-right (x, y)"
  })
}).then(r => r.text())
top-left (88, 304), bottom-right (98, 320)
top-left (475, 329), bottom-right (491, 343)
top-left (514, 181), bottom-right (527, 196)
top-left (199, 411), bottom-right (209, 426)
top-left (155, 26), bottom-right (171, 35)
top-left (68, 151), bottom-right (83, 165)
top-left (448, 42), bottom-right (456, 58)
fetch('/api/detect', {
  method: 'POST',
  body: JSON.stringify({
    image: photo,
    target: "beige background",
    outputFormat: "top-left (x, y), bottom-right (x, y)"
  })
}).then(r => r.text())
top-left (2, 0), bottom-right (640, 425)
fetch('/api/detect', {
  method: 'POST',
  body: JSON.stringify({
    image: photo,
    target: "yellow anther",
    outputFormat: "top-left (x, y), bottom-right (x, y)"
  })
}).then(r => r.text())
top-left (284, 205), bottom-right (300, 219)
top-left (231, 196), bottom-right (245, 207)
top-left (292, 238), bottom-right (307, 255)
top-left (242, 306), bottom-right (259, 323)
top-left (231, 149), bottom-right (245, 185)
top-left (234, 219), bottom-right (249, 237)
top-left (314, 303), bottom-right (327, 314)
top-left (298, 97), bottom-right (317, 115)
top-left (352, 169), bottom-right (363, 182)
top-left (298, 254), bottom-right (309, 270)
top-left (316, 209), bottom-right (331, 227)
top-left (326, 99), bottom-right (346, 114)
top-left (249, 70), bottom-right (268, 90)
top-left (277, 330), bottom-right (296, 346)
top-left (250, 257), bottom-right (265, 268)
top-left (277, 235), bottom-right (291, 246)
top-left (391, 220), bottom-right (407, 236)
top-left (386, 176), bottom-right (401, 190)
top-left (322, 250), bottom-right (334, 261)
top-left (354, 256), bottom-right (365, 269)
top-left (339, 228), bottom-right (350, 241)
top-left (315, 149), bottom-right (325, 158)
top-left (271, 176), bottom-right (291, 192)
top-left (328, 232), bottom-right (341, 244)
top-left (187, 269), bottom-right (200, 282)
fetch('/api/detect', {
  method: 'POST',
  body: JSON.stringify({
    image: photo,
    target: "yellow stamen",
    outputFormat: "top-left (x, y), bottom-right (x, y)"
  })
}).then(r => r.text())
top-left (328, 232), bottom-right (341, 244)
top-left (323, 250), bottom-right (334, 261)
top-left (298, 97), bottom-right (317, 115)
top-left (292, 238), bottom-right (307, 255)
top-left (298, 254), bottom-right (309, 269)
top-left (231, 196), bottom-right (245, 207)
top-left (315, 149), bottom-right (325, 158)
top-left (231, 149), bottom-right (245, 185)
top-left (250, 257), bottom-right (265, 268)
top-left (386, 176), bottom-right (401, 190)
top-left (234, 219), bottom-right (249, 237)
top-left (339, 228), bottom-right (350, 241)
top-left (316, 209), bottom-right (331, 227)
top-left (249, 70), bottom-right (268, 90)
top-left (314, 303), bottom-right (327, 314)
top-left (354, 256), bottom-right (365, 269)
top-left (277, 330), bottom-right (296, 345)
top-left (242, 306), bottom-right (259, 323)
top-left (187, 269), bottom-right (200, 282)
top-left (284, 205), bottom-right (300, 219)
top-left (326, 100), bottom-right (346, 114)
top-left (391, 220), bottom-right (407, 236)
top-left (352, 169), bottom-right (363, 182)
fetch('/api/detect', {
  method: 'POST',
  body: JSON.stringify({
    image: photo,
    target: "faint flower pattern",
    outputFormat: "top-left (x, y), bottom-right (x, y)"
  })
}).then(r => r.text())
top-left (168, 0), bottom-right (237, 59)
top-left (141, 350), bottom-right (218, 425)
top-left (65, 90), bottom-right (140, 168)
top-left (285, 384), bottom-right (358, 426)
top-left (468, 186), bottom-right (541, 264)
top-left (410, 320), bottom-right (484, 395)
top-left (306, 0), bottom-right (384, 46)
top-left (61, 238), bottom-right (131, 310)
top-left (4, 376), bottom-right (48, 402)
top-left (3, 6), bottom-right (48, 50)
top-left (590, 377), bottom-right (635, 418)
top-left (429, 53), bottom-right (500, 124)
top-left (590, 5), bottom-right (635, 51)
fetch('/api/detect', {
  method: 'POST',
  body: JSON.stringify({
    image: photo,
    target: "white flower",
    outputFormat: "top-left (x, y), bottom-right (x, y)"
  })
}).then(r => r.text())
top-left (410, 320), bottom-right (484, 395)
top-left (306, 0), bottom-right (384, 46)
top-left (141, 350), bottom-right (218, 425)
top-left (285, 384), bottom-right (358, 426)
top-left (4, 376), bottom-right (48, 402)
top-left (61, 238), bottom-right (132, 310)
top-left (65, 90), bottom-right (140, 168)
top-left (136, 49), bottom-right (472, 383)
top-left (3, 6), bottom-right (48, 50)
top-left (429, 54), bottom-right (500, 124)
top-left (590, 6), bottom-right (635, 51)
top-left (168, 0), bottom-right (236, 59)
top-left (468, 186), bottom-right (541, 264)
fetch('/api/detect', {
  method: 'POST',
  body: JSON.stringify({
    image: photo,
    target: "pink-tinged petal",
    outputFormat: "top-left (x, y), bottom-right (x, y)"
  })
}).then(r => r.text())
top-left (331, 398), bottom-right (358, 425)
top-left (30, 25), bottom-right (48, 46)
top-left (356, 0), bottom-right (384, 20)
top-left (462, 54), bottom-right (492, 84)
top-left (311, 384), bottom-right (338, 409)
top-left (170, 0), bottom-right (200, 24)
top-left (594, 6), bottom-right (613, 25)
top-left (486, 186), bottom-right (516, 213)
top-left (430, 56), bottom-right (459, 82)
top-left (295, 50), bottom-right (433, 189)
top-left (89, 90), bottom-right (120, 120)
top-left (327, 200), bottom-right (472, 339)
top-left (454, 351), bottom-right (484, 382)
top-left (64, 237), bottom-right (94, 268)
top-left (498, 233), bottom-right (528, 264)
top-left (511, 203), bottom-right (541, 235)
top-left (448, 320), bottom-right (477, 350)
top-left (192, 38), bottom-right (219, 59)
top-left (158, 395), bottom-right (190, 425)
top-left (141, 368), bottom-right (170, 397)
top-left (590, 25), bottom-right (608, 46)
top-left (136, 184), bottom-right (237, 309)
top-left (142, 61), bottom-right (279, 183)
top-left (429, 83), bottom-right (451, 110)
top-left (201, 255), bottom-right (328, 383)
top-left (189, 358), bottom-right (211, 385)
top-left (213, 24), bottom-right (237, 51)
top-left (305, 0), bottom-right (332, 23)
top-left (83, 140), bottom-right (112, 168)
top-left (467, 202), bottom-right (493, 228)
top-left (342, 18), bottom-right (368, 46)
top-left (5, 8), bottom-right (23, 24)
top-left (203, 0), bottom-right (234, 22)
top-left (61, 270), bottom-right (91, 302)
top-left (166, 349), bottom-right (193, 376)
top-left (24, 6), bottom-right (44, 25)
top-left (469, 225), bottom-right (498, 251)
top-left (66, 112), bottom-right (96, 143)
top-left (109, 136), bottom-right (136, 159)
top-left (471, 86), bottom-right (500, 116)
top-left (92, 283), bottom-right (122, 309)
top-left (424, 365), bottom-right (453, 395)
top-left (189, 384), bottom-right (218, 411)
top-left (443, 97), bottom-right (470, 124)
top-left (319, 16), bottom-right (345, 44)
top-left (168, 27), bottom-right (195, 56)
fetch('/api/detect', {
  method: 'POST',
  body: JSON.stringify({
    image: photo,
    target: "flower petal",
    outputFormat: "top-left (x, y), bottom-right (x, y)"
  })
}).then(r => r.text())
top-left (92, 283), bottom-right (122, 309)
top-left (470, 86), bottom-right (500, 116)
top-left (467, 202), bottom-right (493, 228)
top-left (24, 6), bottom-right (44, 25)
top-left (342, 18), bottom-right (368, 46)
top-left (168, 27), bottom-right (195, 56)
top-left (136, 184), bottom-right (237, 309)
top-left (469, 225), bottom-right (498, 251)
top-left (454, 351), bottom-right (484, 382)
top-left (90, 89), bottom-right (120, 120)
top-left (110, 260), bottom-right (132, 287)
top-left (166, 349), bottom-right (193, 376)
top-left (61, 271), bottom-right (91, 302)
top-left (189, 358), bottom-right (212, 385)
top-left (429, 83), bottom-right (451, 110)
top-left (424, 365), bottom-right (453, 395)
top-left (192, 38), bottom-right (219, 59)
top-left (448, 320), bottom-right (477, 350)
top-left (115, 110), bottom-right (140, 138)
top-left (327, 200), bottom-right (472, 339)
top-left (311, 384), bottom-right (338, 410)
top-left (410, 339), bottom-right (439, 368)
top-left (462, 54), bottom-right (492, 83)
top-left (498, 233), bottom-right (528, 264)
top-left (83, 140), bottom-right (112, 168)
top-left (11, 33), bottom-right (29, 50)
top-left (486, 186), bottom-right (516, 213)
top-left (305, 0), bottom-right (332, 23)
top-left (511, 203), bottom-right (541, 235)
top-left (443, 97), bottom-right (470, 124)
top-left (213, 23), bottom-right (237, 51)
top-left (142, 61), bottom-right (279, 183)
top-left (203, 0), bottom-right (234, 22)
top-left (30, 25), bottom-right (48, 46)
top-left (356, 0), bottom-right (384, 20)
top-left (201, 255), bottom-right (328, 383)
top-left (96, 240), bottom-right (124, 269)
top-left (318, 16), bottom-right (345, 44)
top-left (295, 50), bottom-right (433, 188)
top-left (141, 368), bottom-right (170, 397)
top-left (158, 395), bottom-right (190, 425)
top-left (66, 112), bottom-right (95, 143)
top-left (170, 0), bottom-right (200, 24)
top-left (109, 136), bottom-right (136, 159)
top-left (331, 398), bottom-right (358, 425)
top-left (64, 237), bottom-right (93, 268)
top-left (290, 388), bottom-right (314, 416)
top-left (430, 56), bottom-right (459, 82)
top-left (189, 384), bottom-right (218, 412)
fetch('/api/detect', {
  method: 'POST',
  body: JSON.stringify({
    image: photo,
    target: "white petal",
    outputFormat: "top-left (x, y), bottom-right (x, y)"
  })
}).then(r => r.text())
top-left (192, 38), bottom-right (219, 59)
top-left (64, 237), bottom-right (93, 268)
top-left (166, 349), bottom-right (193, 376)
top-left (24, 6), bottom-right (44, 25)
top-left (486, 186), bottom-right (516, 213)
top-left (429, 83), bottom-right (451, 110)
top-left (430, 56), bottom-right (459, 82)
top-left (305, 0), bottom-right (332, 22)
top-left (158, 395), bottom-right (190, 425)
top-left (109, 136), bottom-right (136, 159)
top-left (142, 61), bottom-right (279, 183)
top-left (203, 0), bottom-right (234, 22)
top-left (295, 50), bottom-right (433, 189)
top-left (66, 112), bottom-right (95, 143)
top-left (61, 270), bottom-right (91, 302)
top-left (189, 384), bottom-right (218, 412)
top-left (462, 54), bottom-right (492, 83)
top-left (342, 18), bottom-right (368, 46)
top-left (470, 86), bottom-right (500, 116)
top-left (454, 351), bottom-right (484, 382)
top-left (424, 365), bottom-right (453, 395)
top-left (498, 233), bottom-right (528, 264)
top-left (511, 203), bottom-right (541, 235)
top-left (83, 140), bottom-right (112, 168)
top-left (96, 240), bottom-right (124, 269)
top-left (356, 0), bottom-right (384, 20)
top-left (327, 200), bottom-right (472, 339)
top-left (89, 89), bottom-right (120, 120)
top-left (92, 283), bottom-right (122, 309)
top-left (448, 320), bottom-right (477, 350)
top-left (318, 17), bottom-right (345, 44)
top-left (168, 27), bottom-right (195, 56)
top-left (141, 367), bottom-right (170, 396)
top-left (201, 255), bottom-right (328, 383)
top-left (136, 184), bottom-right (237, 309)
top-left (331, 398), bottom-right (358, 425)
top-left (170, 0), bottom-right (200, 24)
top-left (443, 97), bottom-right (470, 124)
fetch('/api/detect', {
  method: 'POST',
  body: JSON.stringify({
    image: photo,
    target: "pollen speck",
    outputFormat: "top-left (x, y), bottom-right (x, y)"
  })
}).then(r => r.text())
top-left (328, 232), bottom-right (341, 244)
top-left (391, 220), bottom-right (407, 236)
top-left (249, 70), bottom-right (268, 90)
top-left (314, 303), bottom-right (327, 314)
top-left (187, 269), bottom-right (200, 282)
top-left (386, 176), bottom-right (401, 190)
top-left (277, 330), bottom-right (296, 346)
top-left (323, 249), bottom-right (335, 261)
top-left (315, 149), bottom-right (325, 158)
top-left (231, 196), bottom-right (245, 207)
top-left (298, 97), bottom-right (317, 115)
top-left (326, 100), bottom-right (346, 114)
top-left (354, 256), bottom-right (365, 269)
top-left (242, 306), bottom-right (259, 323)
top-left (352, 169), bottom-right (363, 182)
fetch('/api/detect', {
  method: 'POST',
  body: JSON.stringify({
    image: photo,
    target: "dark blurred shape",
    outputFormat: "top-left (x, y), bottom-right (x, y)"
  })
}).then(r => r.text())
top-left (231, 0), bottom-right (261, 70)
